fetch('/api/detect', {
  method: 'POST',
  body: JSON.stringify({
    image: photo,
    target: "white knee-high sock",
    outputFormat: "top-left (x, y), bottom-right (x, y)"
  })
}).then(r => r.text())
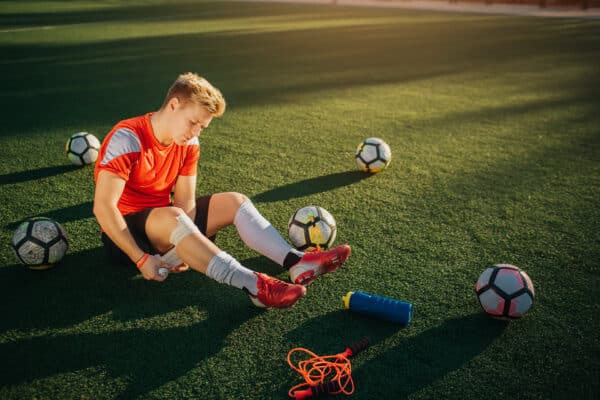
top-left (205, 251), bottom-right (259, 295)
top-left (234, 199), bottom-right (303, 266)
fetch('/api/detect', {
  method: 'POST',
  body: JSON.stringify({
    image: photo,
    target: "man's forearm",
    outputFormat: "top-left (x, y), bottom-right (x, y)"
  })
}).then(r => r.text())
top-left (94, 204), bottom-right (144, 262)
top-left (173, 199), bottom-right (196, 222)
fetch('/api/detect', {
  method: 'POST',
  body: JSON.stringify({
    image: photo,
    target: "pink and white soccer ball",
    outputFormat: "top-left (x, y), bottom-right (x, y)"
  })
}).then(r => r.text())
top-left (475, 264), bottom-right (535, 319)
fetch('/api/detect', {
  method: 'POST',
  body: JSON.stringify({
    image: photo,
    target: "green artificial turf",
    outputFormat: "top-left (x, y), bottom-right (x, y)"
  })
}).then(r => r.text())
top-left (1, 1), bottom-right (599, 399)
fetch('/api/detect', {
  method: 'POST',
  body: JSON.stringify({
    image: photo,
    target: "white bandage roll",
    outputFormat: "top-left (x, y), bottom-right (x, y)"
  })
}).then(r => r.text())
top-left (158, 267), bottom-right (169, 277)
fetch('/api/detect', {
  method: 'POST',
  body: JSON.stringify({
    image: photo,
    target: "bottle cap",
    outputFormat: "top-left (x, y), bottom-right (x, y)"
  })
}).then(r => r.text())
top-left (342, 291), bottom-right (354, 309)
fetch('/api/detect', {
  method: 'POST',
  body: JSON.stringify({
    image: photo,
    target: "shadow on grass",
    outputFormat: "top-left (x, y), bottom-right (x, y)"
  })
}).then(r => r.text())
top-left (285, 309), bottom-right (401, 356)
top-left (5, 201), bottom-right (94, 230)
top-left (7, 3), bottom-right (598, 133)
top-left (0, 0), bottom-right (304, 29)
top-left (283, 313), bottom-right (505, 399)
top-left (241, 255), bottom-right (285, 277)
top-left (0, 21), bottom-right (458, 133)
top-left (0, 246), bottom-right (273, 399)
top-left (0, 164), bottom-right (80, 185)
top-left (354, 314), bottom-right (506, 398)
top-left (253, 171), bottom-right (371, 203)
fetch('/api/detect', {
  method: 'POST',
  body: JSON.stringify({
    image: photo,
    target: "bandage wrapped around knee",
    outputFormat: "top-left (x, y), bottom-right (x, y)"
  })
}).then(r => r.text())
top-left (169, 213), bottom-right (201, 246)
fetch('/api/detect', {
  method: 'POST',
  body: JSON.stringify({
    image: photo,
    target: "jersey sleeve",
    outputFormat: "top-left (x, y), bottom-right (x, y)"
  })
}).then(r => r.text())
top-left (179, 137), bottom-right (200, 176)
top-left (97, 128), bottom-right (141, 181)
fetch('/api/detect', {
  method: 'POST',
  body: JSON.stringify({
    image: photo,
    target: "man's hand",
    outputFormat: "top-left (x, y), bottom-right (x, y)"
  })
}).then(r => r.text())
top-left (159, 247), bottom-right (190, 273)
top-left (168, 263), bottom-right (190, 273)
top-left (139, 254), bottom-right (174, 281)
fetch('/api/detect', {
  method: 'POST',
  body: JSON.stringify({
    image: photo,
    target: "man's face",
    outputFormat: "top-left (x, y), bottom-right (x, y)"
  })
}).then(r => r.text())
top-left (169, 99), bottom-right (214, 145)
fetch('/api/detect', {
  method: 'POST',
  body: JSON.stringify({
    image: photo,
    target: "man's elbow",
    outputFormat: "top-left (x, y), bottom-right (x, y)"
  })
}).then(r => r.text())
top-left (92, 201), bottom-right (106, 221)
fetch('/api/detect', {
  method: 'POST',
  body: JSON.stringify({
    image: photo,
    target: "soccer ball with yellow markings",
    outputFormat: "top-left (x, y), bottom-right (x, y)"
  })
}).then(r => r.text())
top-left (288, 206), bottom-right (337, 251)
top-left (355, 137), bottom-right (392, 173)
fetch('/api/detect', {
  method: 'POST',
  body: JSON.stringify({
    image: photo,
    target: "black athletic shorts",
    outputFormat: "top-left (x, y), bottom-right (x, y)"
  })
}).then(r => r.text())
top-left (101, 195), bottom-right (215, 266)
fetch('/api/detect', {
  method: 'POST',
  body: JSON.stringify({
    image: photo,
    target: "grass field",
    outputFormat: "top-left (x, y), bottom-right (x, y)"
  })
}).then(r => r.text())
top-left (1, 1), bottom-right (599, 399)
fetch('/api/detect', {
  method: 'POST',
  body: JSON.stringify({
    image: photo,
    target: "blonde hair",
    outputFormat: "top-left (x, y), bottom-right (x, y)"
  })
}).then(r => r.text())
top-left (162, 72), bottom-right (226, 117)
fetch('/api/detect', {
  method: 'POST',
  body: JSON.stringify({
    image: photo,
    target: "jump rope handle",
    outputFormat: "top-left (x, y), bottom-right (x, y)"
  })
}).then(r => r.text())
top-left (340, 337), bottom-right (370, 358)
top-left (293, 381), bottom-right (341, 400)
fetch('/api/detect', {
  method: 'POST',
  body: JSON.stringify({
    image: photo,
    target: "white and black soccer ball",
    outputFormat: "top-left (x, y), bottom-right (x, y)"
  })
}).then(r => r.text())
top-left (11, 217), bottom-right (69, 270)
top-left (355, 137), bottom-right (392, 173)
top-left (288, 206), bottom-right (337, 251)
top-left (66, 132), bottom-right (100, 166)
top-left (475, 264), bottom-right (535, 320)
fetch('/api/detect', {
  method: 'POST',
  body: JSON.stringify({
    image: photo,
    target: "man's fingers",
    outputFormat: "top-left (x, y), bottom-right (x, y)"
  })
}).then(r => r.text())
top-left (162, 261), bottom-right (190, 273)
top-left (172, 264), bottom-right (190, 273)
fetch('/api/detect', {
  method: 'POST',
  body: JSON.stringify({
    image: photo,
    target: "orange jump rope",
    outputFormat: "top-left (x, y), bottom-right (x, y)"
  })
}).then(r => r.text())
top-left (287, 338), bottom-right (370, 399)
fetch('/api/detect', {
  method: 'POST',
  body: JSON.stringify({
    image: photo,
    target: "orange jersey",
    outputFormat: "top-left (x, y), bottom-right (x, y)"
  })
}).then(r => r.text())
top-left (94, 113), bottom-right (200, 215)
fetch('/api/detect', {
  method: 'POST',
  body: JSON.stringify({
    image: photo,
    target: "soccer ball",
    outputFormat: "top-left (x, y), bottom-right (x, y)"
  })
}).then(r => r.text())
top-left (475, 264), bottom-right (535, 319)
top-left (288, 206), bottom-right (337, 251)
top-left (355, 137), bottom-right (392, 173)
top-left (11, 217), bottom-right (69, 270)
top-left (66, 132), bottom-right (101, 166)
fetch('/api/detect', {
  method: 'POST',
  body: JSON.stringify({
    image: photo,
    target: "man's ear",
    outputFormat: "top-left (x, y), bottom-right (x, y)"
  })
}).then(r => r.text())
top-left (168, 97), bottom-right (180, 111)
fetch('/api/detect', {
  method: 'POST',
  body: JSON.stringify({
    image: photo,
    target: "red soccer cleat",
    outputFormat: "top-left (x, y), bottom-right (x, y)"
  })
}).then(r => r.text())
top-left (250, 273), bottom-right (307, 309)
top-left (289, 244), bottom-right (351, 286)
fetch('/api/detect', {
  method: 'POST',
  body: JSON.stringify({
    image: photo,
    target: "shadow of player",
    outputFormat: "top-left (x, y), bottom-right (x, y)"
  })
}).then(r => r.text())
top-left (0, 247), bottom-right (272, 399)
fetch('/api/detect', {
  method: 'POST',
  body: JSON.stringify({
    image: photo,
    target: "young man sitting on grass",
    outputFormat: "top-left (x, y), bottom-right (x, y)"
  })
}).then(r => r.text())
top-left (93, 72), bottom-right (351, 308)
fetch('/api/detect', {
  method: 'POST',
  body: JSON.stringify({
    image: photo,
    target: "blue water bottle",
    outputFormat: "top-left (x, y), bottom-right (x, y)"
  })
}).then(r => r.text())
top-left (342, 291), bottom-right (413, 325)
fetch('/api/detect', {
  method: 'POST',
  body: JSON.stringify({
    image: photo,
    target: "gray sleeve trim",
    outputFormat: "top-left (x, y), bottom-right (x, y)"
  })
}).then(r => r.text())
top-left (100, 128), bottom-right (141, 165)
